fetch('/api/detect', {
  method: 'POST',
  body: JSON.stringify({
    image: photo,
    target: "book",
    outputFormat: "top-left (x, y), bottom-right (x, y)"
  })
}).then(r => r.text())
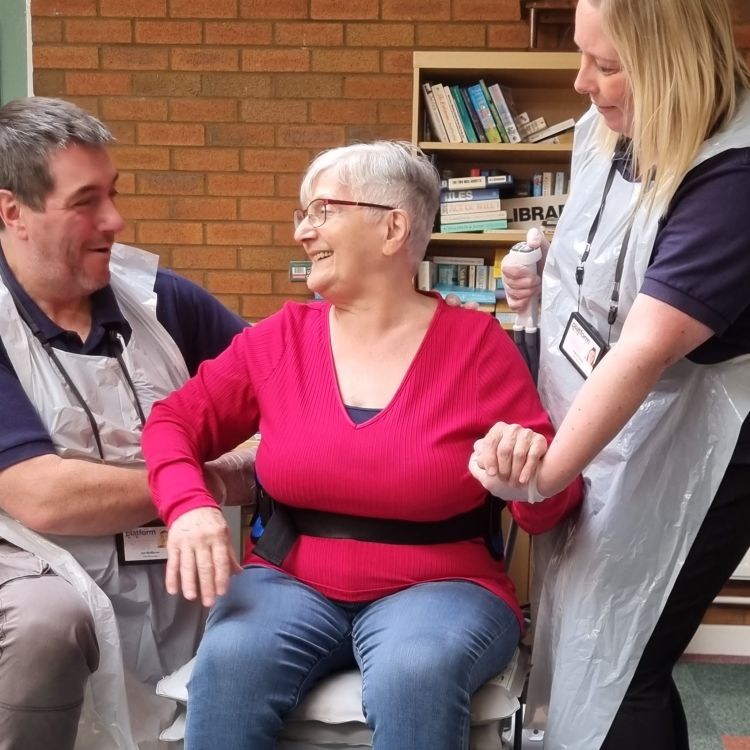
top-left (542, 171), bottom-right (553, 196)
top-left (432, 284), bottom-right (497, 306)
top-left (421, 83), bottom-right (449, 143)
top-left (430, 255), bottom-right (486, 265)
top-left (446, 176), bottom-right (489, 190)
top-left (502, 194), bottom-right (569, 230)
top-left (459, 86), bottom-right (488, 144)
top-left (441, 210), bottom-right (508, 224)
top-left (450, 85), bottom-right (478, 143)
top-left (487, 83), bottom-right (522, 143)
top-left (532, 172), bottom-right (543, 197)
top-left (439, 218), bottom-right (509, 233)
top-left (478, 79), bottom-right (508, 143)
top-left (440, 198), bottom-right (503, 215)
top-left (445, 85), bottom-right (469, 142)
top-left (518, 115), bottom-right (547, 140)
top-left (467, 84), bottom-right (502, 143)
top-left (554, 171), bottom-right (567, 195)
top-left (417, 260), bottom-right (437, 291)
top-left (440, 187), bottom-right (502, 202)
top-left (526, 117), bottom-right (576, 143)
top-left (431, 83), bottom-right (462, 143)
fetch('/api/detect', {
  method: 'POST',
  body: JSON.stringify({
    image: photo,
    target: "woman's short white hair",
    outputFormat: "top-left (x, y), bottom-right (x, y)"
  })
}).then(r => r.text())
top-left (299, 140), bottom-right (441, 265)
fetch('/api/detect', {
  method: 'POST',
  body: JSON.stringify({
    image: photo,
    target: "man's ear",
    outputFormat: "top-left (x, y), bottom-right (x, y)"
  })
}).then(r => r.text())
top-left (382, 208), bottom-right (411, 258)
top-left (0, 190), bottom-right (27, 237)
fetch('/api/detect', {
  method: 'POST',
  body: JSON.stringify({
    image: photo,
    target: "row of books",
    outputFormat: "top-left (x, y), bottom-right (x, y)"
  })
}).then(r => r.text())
top-left (438, 186), bottom-right (507, 234)
top-left (422, 79), bottom-right (575, 146)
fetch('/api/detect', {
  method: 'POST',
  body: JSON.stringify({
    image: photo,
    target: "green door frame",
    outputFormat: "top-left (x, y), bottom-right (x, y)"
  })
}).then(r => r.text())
top-left (0, 0), bottom-right (31, 103)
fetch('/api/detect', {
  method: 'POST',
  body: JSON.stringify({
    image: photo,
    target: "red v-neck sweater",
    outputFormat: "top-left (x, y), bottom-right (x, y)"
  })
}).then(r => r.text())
top-left (144, 298), bottom-right (582, 624)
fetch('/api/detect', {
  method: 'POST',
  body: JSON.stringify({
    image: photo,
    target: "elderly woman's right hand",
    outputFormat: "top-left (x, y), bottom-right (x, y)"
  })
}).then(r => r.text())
top-left (165, 506), bottom-right (243, 607)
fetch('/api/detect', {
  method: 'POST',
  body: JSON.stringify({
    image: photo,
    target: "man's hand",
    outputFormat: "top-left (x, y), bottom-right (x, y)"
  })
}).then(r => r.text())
top-left (165, 506), bottom-right (243, 607)
top-left (469, 422), bottom-right (548, 503)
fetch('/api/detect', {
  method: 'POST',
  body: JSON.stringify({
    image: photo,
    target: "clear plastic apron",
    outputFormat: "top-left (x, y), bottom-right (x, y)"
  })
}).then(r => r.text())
top-left (0, 244), bottom-right (201, 750)
top-left (525, 98), bottom-right (750, 749)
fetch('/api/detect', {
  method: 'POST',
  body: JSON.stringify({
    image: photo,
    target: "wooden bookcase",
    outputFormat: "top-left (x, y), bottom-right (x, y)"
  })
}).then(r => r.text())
top-left (412, 51), bottom-right (587, 267)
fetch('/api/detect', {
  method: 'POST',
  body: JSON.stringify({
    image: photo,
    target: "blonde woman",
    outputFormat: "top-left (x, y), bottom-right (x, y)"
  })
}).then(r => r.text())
top-left (474, 0), bottom-right (750, 747)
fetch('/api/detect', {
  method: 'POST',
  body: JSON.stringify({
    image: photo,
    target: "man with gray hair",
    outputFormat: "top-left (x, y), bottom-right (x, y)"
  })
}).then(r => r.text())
top-left (0, 97), bottom-right (251, 749)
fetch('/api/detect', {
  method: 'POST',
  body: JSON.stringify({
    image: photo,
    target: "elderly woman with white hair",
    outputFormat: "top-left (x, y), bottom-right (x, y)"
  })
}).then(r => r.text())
top-left (142, 140), bottom-right (582, 749)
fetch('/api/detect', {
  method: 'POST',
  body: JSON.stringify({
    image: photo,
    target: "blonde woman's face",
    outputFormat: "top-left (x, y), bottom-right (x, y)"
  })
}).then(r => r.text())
top-left (573, 0), bottom-right (633, 136)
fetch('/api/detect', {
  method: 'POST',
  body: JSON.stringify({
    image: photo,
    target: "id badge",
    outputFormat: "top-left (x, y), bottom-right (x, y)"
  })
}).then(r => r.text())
top-left (559, 311), bottom-right (608, 379)
top-left (115, 519), bottom-right (168, 566)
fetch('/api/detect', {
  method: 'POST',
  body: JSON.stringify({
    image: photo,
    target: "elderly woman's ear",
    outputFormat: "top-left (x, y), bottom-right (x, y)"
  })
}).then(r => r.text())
top-left (381, 208), bottom-right (411, 257)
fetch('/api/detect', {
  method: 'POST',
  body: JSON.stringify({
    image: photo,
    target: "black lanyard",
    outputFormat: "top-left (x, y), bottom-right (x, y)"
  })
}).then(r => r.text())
top-left (0, 267), bottom-right (145, 461)
top-left (575, 161), bottom-right (635, 346)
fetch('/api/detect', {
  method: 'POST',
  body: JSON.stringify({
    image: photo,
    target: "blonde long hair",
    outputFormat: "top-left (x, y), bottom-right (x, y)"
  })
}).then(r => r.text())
top-left (592, 0), bottom-right (749, 214)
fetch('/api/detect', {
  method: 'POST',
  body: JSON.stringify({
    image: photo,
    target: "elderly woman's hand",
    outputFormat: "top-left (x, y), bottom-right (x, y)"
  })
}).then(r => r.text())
top-left (469, 422), bottom-right (548, 503)
top-left (165, 507), bottom-right (243, 607)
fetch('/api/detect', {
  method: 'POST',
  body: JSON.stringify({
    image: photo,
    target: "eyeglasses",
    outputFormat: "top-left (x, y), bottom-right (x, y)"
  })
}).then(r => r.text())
top-left (293, 198), bottom-right (395, 229)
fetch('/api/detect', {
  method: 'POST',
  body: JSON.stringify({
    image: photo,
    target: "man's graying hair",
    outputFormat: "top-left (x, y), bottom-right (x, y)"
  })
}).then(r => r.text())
top-left (0, 97), bottom-right (113, 227)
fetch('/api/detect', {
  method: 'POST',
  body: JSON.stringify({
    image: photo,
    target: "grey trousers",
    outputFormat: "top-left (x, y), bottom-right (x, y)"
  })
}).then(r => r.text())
top-left (0, 540), bottom-right (99, 750)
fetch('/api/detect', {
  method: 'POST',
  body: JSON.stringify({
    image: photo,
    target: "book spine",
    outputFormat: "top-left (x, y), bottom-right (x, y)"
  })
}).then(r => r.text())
top-left (441, 210), bottom-right (507, 224)
top-left (450, 85), bottom-right (478, 143)
top-left (526, 118), bottom-right (576, 143)
top-left (417, 260), bottom-right (437, 290)
top-left (421, 83), bottom-right (449, 143)
top-left (542, 171), bottom-right (553, 196)
top-left (532, 172), bottom-right (543, 197)
top-left (459, 86), bottom-right (488, 143)
top-left (518, 116), bottom-right (547, 140)
top-left (440, 198), bottom-right (503, 215)
top-left (439, 219), bottom-right (508, 233)
top-left (431, 83), bottom-right (462, 143)
top-left (479, 79), bottom-right (508, 143)
top-left (445, 86), bottom-right (469, 142)
top-left (467, 84), bottom-right (502, 143)
top-left (446, 175), bottom-right (487, 189)
top-left (487, 83), bottom-right (522, 143)
top-left (554, 171), bottom-right (567, 195)
top-left (440, 187), bottom-right (501, 202)
top-left (429, 255), bottom-right (486, 265)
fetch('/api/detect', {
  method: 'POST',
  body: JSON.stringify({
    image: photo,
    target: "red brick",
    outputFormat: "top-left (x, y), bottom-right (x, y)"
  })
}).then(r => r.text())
top-left (173, 148), bottom-right (240, 171)
top-left (137, 172), bottom-right (205, 195)
top-left (204, 21), bottom-right (273, 45)
top-left (453, 0), bottom-right (519, 21)
top-left (276, 174), bottom-right (303, 197)
top-left (206, 173), bottom-right (275, 196)
top-left (239, 0), bottom-right (307, 19)
top-left (735, 24), bottom-right (750, 49)
top-left (171, 48), bottom-right (239, 71)
top-left (311, 0), bottom-right (378, 20)
top-left (206, 223), bottom-right (273, 246)
top-left (732, 0), bottom-right (750, 23)
top-left (378, 101), bottom-right (412, 124)
top-left (416, 24), bottom-right (488, 47)
top-left (132, 72), bottom-right (202, 97)
top-left (206, 270), bottom-right (272, 294)
top-left (63, 96), bottom-right (100, 116)
top-left (274, 74), bottom-right (343, 99)
top-left (110, 146), bottom-right (171, 170)
top-left (382, 0), bottom-right (450, 21)
top-left (273, 271), bottom-right (313, 295)
top-left (100, 0), bottom-right (167, 16)
top-left (272, 221), bottom-right (297, 246)
top-left (241, 294), bottom-right (296, 320)
top-left (277, 124), bottom-right (344, 148)
top-left (239, 198), bottom-right (298, 222)
top-left (33, 0), bottom-right (96, 16)
top-left (101, 47), bottom-right (169, 70)
top-left (241, 148), bottom-right (310, 173)
top-left (117, 172), bottom-right (136, 194)
top-left (311, 49), bottom-right (379, 73)
top-left (206, 124), bottom-right (275, 147)
top-left (170, 98), bottom-right (238, 122)
top-left (66, 72), bottom-right (131, 95)
top-left (102, 97), bottom-right (168, 122)
top-left (240, 98), bottom-right (308, 124)
top-left (137, 221), bottom-right (204, 245)
top-left (214, 294), bottom-right (242, 314)
top-left (134, 20), bottom-right (202, 44)
top-left (34, 45), bottom-right (99, 69)
top-left (116, 195), bottom-right (171, 219)
top-left (347, 124), bottom-right (409, 142)
top-left (171, 197), bottom-right (238, 220)
top-left (200, 73), bottom-right (272, 98)
top-left (239, 246), bottom-right (304, 270)
top-left (32, 18), bottom-right (63, 43)
top-left (309, 99), bottom-right (377, 124)
top-left (345, 23), bottom-right (415, 47)
top-left (109, 121), bottom-right (136, 144)
top-left (34, 70), bottom-right (65, 96)
top-left (488, 23), bottom-right (532, 49)
top-left (343, 75), bottom-right (411, 100)
top-left (169, 0), bottom-right (238, 17)
top-left (117, 223), bottom-right (136, 244)
top-left (172, 246), bottom-right (239, 270)
top-left (137, 123), bottom-right (205, 146)
top-left (381, 50), bottom-right (413, 74)
top-left (274, 22), bottom-right (343, 47)
top-left (65, 19), bottom-right (133, 43)
top-left (241, 48), bottom-right (310, 72)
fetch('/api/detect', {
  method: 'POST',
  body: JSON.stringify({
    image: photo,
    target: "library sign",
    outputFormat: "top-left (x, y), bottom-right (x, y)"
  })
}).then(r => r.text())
top-left (504, 194), bottom-right (568, 230)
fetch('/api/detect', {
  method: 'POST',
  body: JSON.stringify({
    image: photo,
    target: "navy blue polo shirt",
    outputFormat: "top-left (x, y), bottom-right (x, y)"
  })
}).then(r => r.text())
top-left (633, 147), bottom-right (750, 463)
top-left (0, 247), bottom-right (248, 472)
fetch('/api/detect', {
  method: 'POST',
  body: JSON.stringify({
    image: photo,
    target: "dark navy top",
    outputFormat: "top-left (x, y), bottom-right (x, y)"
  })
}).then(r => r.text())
top-left (619, 147), bottom-right (750, 462)
top-left (0, 247), bottom-right (247, 472)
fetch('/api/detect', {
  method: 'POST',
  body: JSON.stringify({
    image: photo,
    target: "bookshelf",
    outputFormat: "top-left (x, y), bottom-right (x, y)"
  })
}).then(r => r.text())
top-left (412, 51), bottom-right (587, 318)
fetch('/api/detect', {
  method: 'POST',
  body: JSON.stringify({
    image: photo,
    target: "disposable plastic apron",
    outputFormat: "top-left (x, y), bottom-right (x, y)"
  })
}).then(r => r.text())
top-left (525, 99), bottom-right (750, 749)
top-left (0, 244), bottom-right (200, 750)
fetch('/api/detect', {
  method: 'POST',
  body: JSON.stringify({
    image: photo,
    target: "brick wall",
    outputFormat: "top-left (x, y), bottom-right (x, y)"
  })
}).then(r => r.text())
top-left (30, 0), bottom-right (750, 320)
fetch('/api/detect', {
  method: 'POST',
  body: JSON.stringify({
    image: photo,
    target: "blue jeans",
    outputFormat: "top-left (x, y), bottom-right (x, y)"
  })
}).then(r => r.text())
top-left (185, 566), bottom-right (520, 749)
